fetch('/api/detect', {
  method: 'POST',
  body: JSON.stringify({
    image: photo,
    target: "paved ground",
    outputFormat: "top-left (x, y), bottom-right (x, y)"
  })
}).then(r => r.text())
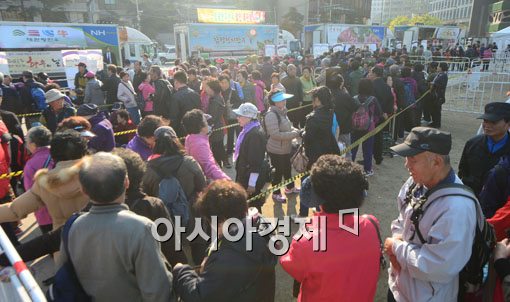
top-left (10, 110), bottom-right (481, 301)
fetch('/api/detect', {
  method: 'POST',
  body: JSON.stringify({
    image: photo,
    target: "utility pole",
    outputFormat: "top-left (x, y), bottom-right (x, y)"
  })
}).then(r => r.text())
top-left (87, 0), bottom-right (94, 23)
top-left (135, 0), bottom-right (141, 30)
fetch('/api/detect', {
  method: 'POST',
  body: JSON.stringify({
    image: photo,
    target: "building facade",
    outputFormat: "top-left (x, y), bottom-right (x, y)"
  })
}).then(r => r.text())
top-left (308, 0), bottom-right (372, 24)
top-left (371, 0), bottom-right (428, 25)
top-left (489, 0), bottom-right (510, 32)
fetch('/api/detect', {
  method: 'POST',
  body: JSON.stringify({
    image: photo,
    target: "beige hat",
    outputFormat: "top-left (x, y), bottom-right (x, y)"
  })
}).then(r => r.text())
top-left (45, 89), bottom-right (66, 103)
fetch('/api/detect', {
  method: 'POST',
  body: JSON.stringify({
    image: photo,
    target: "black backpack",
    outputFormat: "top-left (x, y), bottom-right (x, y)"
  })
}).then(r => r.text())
top-left (404, 183), bottom-right (496, 298)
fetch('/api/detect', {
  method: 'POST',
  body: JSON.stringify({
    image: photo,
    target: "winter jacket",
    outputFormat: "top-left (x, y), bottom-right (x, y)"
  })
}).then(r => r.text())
top-left (372, 77), bottom-right (395, 114)
top-left (352, 95), bottom-right (383, 133)
top-left (132, 70), bottom-right (146, 94)
top-left (264, 106), bottom-right (299, 155)
top-left (117, 80), bottom-right (138, 109)
top-left (88, 113), bottom-right (115, 152)
top-left (253, 80), bottom-right (266, 112)
top-left (261, 62), bottom-right (275, 88)
top-left (83, 79), bottom-right (105, 105)
top-left (101, 74), bottom-right (121, 104)
top-left (389, 176), bottom-right (478, 302)
top-left (169, 86), bottom-right (201, 138)
top-left (0, 159), bottom-right (88, 230)
top-left (1, 109), bottom-right (25, 140)
top-left (401, 77), bottom-right (419, 100)
top-left (303, 107), bottom-right (340, 167)
top-left (74, 70), bottom-right (88, 93)
top-left (235, 126), bottom-right (267, 188)
top-left (138, 82), bottom-right (155, 102)
top-left (23, 147), bottom-right (54, 226)
top-left (126, 134), bottom-right (152, 161)
top-left (221, 88), bottom-right (242, 120)
top-left (459, 134), bottom-right (510, 197)
top-left (332, 88), bottom-right (360, 134)
top-left (487, 196), bottom-right (510, 241)
top-left (185, 134), bottom-right (230, 181)
top-left (19, 79), bottom-right (46, 112)
top-left (348, 68), bottom-right (365, 96)
top-left (143, 155), bottom-right (206, 202)
top-left (299, 76), bottom-right (316, 103)
top-left (152, 78), bottom-right (173, 118)
top-left (280, 213), bottom-right (381, 302)
top-left (173, 220), bottom-right (277, 302)
top-left (207, 94), bottom-right (226, 143)
top-left (494, 258), bottom-right (510, 302)
top-left (40, 103), bottom-right (76, 133)
top-left (412, 71), bottom-right (428, 97)
top-left (1, 83), bottom-right (23, 114)
top-left (62, 203), bottom-right (173, 302)
top-left (281, 76), bottom-right (304, 109)
top-left (0, 121), bottom-right (11, 200)
top-left (479, 155), bottom-right (510, 218)
top-left (432, 72), bottom-right (448, 104)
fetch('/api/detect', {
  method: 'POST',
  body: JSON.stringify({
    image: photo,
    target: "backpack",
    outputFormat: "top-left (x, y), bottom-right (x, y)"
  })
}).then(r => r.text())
top-left (402, 82), bottom-right (416, 106)
top-left (261, 110), bottom-right (281, 138)
top-left (156, 160), bottom-right (190, 226)
top-left (31, 86), bottom-right (46, 111)
top-left (47, 213), bottom-right (91, 302)
top-left (405, 183), bottom-right (496, 298)
top-left (351, 96), bottom-right (374, 131)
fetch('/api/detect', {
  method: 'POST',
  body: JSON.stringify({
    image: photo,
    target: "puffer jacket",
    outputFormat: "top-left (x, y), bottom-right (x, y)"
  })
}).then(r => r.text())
top-left (253, 80), bottom-right (266, 112)
top-left (265, 106), bottom-right (299, 155)
top-left (84, 79), bottom-right (105, 105)
top-left (0, 159), bottom-right (88, 230)
top-left (117, 80), bottom-right (138, 109)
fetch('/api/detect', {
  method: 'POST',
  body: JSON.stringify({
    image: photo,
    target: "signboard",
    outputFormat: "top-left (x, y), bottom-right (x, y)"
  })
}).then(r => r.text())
top-left (6, 51), bottom-right (65, 75)
top-left (62, 49), bottom-right (103, 89)
top-left (327, 25), bottom-right (385, 46)
top-left (277, 45), bottom-right (289, 57)
top-left (188, 24), bottom-right (278, 52)
top-left (312, 43), bottom-right (330, 58)
top-left (197, 8), bottom-right (265, 24)
top-left (264, 45), bottom-right (276, 56)
top-left (435, 27), bottom-right (461, 40)
top-left (78, 25), bottom-right (119, 48)
top-left (0, 25), bottom-right (86, 49)
top-left (0, 53), bottom-right (9, 75)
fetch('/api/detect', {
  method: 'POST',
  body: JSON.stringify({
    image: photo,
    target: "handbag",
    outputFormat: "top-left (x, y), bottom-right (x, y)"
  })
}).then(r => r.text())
top-left (291, 144), bottom-right (309, 173)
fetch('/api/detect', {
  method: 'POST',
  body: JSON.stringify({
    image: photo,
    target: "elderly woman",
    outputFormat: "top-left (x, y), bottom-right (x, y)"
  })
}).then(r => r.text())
top-left (117, 71), bottom-right (141, 125)
top-left (182, 109), bottom-right (230, 181)
top-left (203, 79), bottom-right (227, 168)
top-left (24, 126), bottom-right (54, 234)
top-left (233, 103), bottom-right (268, 213)
top-left (280, 155), bottom-right (380, 301)
top-left (172, 180), bottom-right (277, 301)
top-left (264, 91), bottom-right (300, 203)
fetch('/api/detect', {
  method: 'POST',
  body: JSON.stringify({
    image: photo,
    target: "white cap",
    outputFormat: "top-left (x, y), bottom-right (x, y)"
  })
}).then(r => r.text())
top-left (44, 89), bottom-right (65, 103)
top-left (233, 103), bottom-right (259, 119)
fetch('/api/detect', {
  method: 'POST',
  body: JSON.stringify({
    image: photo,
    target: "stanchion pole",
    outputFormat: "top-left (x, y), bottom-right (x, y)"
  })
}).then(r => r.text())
top-left (0, 227), bottom-right (46, 302)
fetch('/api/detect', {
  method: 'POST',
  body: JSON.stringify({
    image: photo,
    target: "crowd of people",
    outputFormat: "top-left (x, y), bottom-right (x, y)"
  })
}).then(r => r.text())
top-left (0, 44), bottom-right (507, 302)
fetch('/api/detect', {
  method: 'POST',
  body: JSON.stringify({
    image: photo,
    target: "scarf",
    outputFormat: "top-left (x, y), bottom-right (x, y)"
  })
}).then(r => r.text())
top-left (234, 120), bottom-right (260, 162)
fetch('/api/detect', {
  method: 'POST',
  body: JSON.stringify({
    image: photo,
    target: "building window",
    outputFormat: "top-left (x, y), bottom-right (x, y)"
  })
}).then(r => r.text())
top-left (105, 0), bottom-right (116, 4)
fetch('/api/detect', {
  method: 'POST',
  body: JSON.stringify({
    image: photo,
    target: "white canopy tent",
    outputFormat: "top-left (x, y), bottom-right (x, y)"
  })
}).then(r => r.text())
top-left (491, 26), bottom-right (510, 52)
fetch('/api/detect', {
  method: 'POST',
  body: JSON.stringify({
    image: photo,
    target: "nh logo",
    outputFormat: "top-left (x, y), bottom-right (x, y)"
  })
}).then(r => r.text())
top-left (91, 30), bottom-right (106, 36)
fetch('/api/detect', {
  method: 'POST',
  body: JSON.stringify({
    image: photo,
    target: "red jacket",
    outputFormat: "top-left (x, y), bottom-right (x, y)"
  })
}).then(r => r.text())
top-left (280, 212), bottom-right (381, 302)
top-left (487, 196), bottom-right (510, 241)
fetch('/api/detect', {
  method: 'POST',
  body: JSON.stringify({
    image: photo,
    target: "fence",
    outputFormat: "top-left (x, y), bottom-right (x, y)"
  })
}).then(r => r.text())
top-left (444, 71), bottom-right (510, 114)
top-left (0, 227), bottom-right (46, 302)
top-left (407, 55), bottom-right (510, 73)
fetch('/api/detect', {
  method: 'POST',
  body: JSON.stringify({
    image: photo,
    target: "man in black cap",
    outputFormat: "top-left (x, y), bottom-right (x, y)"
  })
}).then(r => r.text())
top-left (459, 102), bottom-right (510, 197)
top-left (385, 126), bottom-right (479, 302)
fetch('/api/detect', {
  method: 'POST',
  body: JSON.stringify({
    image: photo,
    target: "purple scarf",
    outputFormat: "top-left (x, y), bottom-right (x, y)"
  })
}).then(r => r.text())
top-left (234, 120), bottom-right (260, 162)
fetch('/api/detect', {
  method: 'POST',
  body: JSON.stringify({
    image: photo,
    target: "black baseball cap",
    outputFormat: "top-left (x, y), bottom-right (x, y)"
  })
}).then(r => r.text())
top-left (391, 127), bottom-right (452, 157)
top-left (477, 102), bottom-right (510, 122)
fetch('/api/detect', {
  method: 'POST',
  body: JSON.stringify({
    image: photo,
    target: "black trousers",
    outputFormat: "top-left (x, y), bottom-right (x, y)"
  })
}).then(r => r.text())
top-left (210, 139), bottom-right (227, 166)
top-left (430, 100), bottom-right (443, 127)
top-left (226, 122), bottom-right (240, 154)
top-left (373, 124), bottom-right (385, 162)
top-left (268, 152), bottom-right (294, 193)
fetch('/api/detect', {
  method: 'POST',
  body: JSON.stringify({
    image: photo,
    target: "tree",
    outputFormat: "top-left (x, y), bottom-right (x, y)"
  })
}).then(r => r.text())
top-left (40, 0), bottom-right (71, 22)
top-left (129, 0), bottom-right (178, 39)
top-left (388, 14), bottom-right (442, 31)
top-left (281, 7), bottom-right (304, 37)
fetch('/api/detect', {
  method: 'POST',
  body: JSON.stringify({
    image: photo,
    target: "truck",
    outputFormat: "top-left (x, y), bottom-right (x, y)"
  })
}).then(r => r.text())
top-left (393, 25), bottom-right (462, 50)
top-left (0, 21), bottom-right (153, 86)
top-left (303, 23), bottom-right (389, 55)
top-left (157, 44), bottom-right (177, 64)
top-left (174, 23), bottom-right (279, 61)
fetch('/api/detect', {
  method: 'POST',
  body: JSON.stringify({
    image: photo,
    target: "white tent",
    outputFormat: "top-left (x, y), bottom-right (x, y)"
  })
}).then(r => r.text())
top-left (491, 26), bottom-right (510, 52)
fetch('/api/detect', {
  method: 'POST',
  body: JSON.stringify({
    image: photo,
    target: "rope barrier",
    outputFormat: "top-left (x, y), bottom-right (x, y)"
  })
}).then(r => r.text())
top-left (16, 103), bottom-right (115, 118)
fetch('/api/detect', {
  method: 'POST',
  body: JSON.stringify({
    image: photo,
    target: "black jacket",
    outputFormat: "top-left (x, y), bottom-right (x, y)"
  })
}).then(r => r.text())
top-left (304, 107), bottom-right (340, 166)
top-left (152, 78), bottom-right (173, 119)
top-left (1, 84), bottom-right (23, 114)
top-left (173, 221), bottom-right (276, 302)
top-left (235, 125), bottom-right (267, 188)
top-left (19, 79), bottom-right (45, 113)
top-left (459, 134), bottom-right (510, 197)
top-left (101, 74), bottom-right (121, 104)
top-left (169, 86), bottom-right (201, 137)
top-left (0, 110), bottom-right (24, 139)
top-left (412, 71), bottom-right (428, 97)
top-left (261, 62), bottom-right (275, 88)
top-left (132, 70), bottom-right (146, 94)
top-left (207, 94), bottom-right (226, 143)
top-left (331, 88), bottom-right (360, 134)
top-left (0, 191), bottom-right (188, 267)
top-left (391, 76), bottom-right (406, 109)
top-left (432, 72), bottom-right (448, 104)
top-left (281, 76), bottom-right (303, 109)
top-left (372, 77), bottom-right (394, 114)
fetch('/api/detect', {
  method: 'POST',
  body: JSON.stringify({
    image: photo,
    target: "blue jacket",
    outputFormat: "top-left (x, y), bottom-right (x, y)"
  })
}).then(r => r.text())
top-left (88, 113), bottom-right (115, 152)
top-left (479, 155), bottom-right (510, 218)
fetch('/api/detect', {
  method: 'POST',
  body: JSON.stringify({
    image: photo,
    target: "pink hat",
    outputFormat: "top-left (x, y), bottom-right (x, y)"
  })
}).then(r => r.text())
top-left (85, 71), bottom-right (95, 78)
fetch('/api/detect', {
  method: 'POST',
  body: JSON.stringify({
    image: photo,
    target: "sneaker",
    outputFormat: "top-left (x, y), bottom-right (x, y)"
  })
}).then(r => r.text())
top-left (272, 193), bottom-right (287, 203)
top-left (364, 170), bottom-right (374, 177)
top-left (284, 187), bottom-right (301, 194)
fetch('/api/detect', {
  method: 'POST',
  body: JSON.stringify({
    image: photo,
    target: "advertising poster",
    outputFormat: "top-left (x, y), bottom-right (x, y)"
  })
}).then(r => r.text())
top-left (197, 8), bottom-right (266, 24)
top-left (327, 25), bottom-right (385, 46)
top-left (435, 27), bottom-right (461, 40)
top-left (313, 44), bottom-right (330, 58)
top-left (62, 49), bottom-right (103, 89)
top-left (188, 24), bottom-right (278, 52)
top-left (0, 25), bottom-right (86, 49)
top-left (264, 45), bottom-right (276, 56)
top-left (6, 51), bottom-right (65, 75)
